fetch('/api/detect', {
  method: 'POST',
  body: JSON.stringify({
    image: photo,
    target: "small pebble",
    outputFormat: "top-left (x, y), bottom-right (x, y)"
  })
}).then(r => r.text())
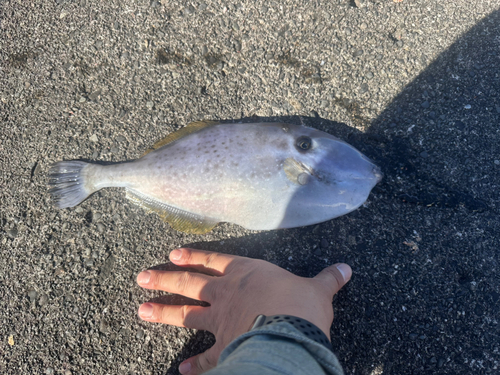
top-left (354, 0), bottom-right (366, 8)
top-left (409, 333), bottom-right (418, 340)
top-left (7, 228), bottom-right (18, 238)
top-left (320, 238), bottom-right (329, 249)
top-left (89, 90), bottom-right (101, 101)
top-left (28, 289), bottom-right (38, 301)
top-left (234, 40), bottom-right (242, 52)
top-left (366, 71), bottom-right (374, 79)
top-left (353, 49), bottom-right (364, 57)
top-left (136, 329), bottom-right (145, 339)
top-left (421, 101), bottom-right (430, 109)
top-left (39, 294), bottom-right (49, 306)
top-left (120, 328), bottom-right (130, 337)
top-left (100, 319), bottom-right (109, 333)
top-left (464, 104), bottom-right (471, 109)
top-left (494, 160), bottom-right (500, 165)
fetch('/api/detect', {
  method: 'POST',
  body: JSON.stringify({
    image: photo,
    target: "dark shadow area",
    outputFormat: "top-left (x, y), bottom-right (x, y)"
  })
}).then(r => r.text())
top-left (160, 9), bottom-right (500, 375)
top-left (332, 9), bottom-right (500, 375)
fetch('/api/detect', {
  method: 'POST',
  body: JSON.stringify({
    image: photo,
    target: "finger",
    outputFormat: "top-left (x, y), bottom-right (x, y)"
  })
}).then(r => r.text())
top-left (178, 344), bottom-right (223, 375)
top-left (169, 248), bottom-right (239, 276)
top-left (313, 263), bottom-right (352, 297)
top-left (138, 303), bottom-right (210, 331)
top-left (137, 270), bottom-right (213, 301)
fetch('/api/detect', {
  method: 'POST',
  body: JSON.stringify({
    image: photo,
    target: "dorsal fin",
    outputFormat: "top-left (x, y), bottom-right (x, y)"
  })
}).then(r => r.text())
top-left (141, 120), bottom-right (220, 157)
top-left (125, 188), bottom-right (219, 234)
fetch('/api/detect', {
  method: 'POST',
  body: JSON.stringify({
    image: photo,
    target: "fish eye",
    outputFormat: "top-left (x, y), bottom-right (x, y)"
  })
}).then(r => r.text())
top-left (296, 136), bottom-right (312, 151)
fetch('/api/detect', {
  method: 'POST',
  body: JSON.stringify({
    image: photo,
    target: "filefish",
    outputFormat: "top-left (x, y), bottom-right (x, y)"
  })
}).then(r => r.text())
top-left (48, 121), bottom-right (382, 234)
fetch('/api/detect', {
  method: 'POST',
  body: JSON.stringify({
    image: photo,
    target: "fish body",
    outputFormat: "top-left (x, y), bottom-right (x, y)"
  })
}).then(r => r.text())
top-left (48, 121), bottom-right (382, 233)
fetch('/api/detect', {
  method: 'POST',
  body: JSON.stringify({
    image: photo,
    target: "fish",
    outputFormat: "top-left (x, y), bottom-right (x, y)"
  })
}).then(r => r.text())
top-left (48, 121), bottom-right (382, 234)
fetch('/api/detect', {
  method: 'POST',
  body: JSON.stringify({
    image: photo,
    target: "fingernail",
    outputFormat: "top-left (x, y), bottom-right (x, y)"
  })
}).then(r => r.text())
top-left (170, 249), bottom-right (182, 260)
top-left (179, 361), bottom-right (191, 374)
top-left (139, 303), bottom-right (153, 318)
top-left (137, 271), bottom-right (151, 285)
top-left (336, 264), bottom-right (352, 283)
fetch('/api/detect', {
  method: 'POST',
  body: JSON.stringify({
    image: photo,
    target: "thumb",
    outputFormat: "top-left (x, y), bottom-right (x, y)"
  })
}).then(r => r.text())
top-left (179, 344), bottom-right (221, 375)
top-left (314, 263), bottom-right (352, 296)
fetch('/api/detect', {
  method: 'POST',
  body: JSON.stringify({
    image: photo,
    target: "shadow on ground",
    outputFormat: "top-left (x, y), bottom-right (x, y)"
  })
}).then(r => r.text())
top-left (158, 9), bottom-right (500, 375)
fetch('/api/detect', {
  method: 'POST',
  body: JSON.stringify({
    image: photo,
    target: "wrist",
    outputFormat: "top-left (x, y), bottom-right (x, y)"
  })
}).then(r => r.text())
top-left (250, 314), bottom-right (332, 350)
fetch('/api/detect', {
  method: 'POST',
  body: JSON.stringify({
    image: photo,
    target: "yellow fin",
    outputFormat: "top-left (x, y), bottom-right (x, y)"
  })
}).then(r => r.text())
top-left (141, 120), bottom-right (220, 157)
top-left (283, 158), bottom-right (311, 186)
top-left (125, 188), bottom-right (218, 234)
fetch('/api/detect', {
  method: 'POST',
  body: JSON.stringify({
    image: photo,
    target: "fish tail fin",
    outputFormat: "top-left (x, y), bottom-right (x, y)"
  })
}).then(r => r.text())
top-left (48, 161), bottom-right (94, 208)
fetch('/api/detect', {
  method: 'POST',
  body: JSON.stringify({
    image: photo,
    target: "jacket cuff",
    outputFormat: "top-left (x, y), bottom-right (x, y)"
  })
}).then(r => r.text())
top-left (218, 321), bottom-right (344, 375)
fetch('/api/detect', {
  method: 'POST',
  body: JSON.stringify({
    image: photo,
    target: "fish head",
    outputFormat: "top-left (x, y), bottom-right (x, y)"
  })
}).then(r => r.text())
top-left (279, 125), bottom-right (383, 228)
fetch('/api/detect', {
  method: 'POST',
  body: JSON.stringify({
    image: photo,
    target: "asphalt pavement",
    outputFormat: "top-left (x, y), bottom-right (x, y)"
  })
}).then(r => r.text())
top-left (1, 0), bottom-right (499, 374)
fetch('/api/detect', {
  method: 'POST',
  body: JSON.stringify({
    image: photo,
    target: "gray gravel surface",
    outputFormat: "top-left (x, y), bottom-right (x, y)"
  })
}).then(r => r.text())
top-left (1, 0), bottom-right (500, 374)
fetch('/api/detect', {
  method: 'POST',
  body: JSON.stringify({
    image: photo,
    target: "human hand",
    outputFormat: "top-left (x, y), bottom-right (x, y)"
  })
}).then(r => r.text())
top-left (136, 248), bottom-right (352, 375)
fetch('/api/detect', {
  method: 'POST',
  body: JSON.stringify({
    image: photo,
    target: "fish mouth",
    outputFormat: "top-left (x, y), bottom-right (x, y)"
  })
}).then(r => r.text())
top-left (373, 166), bottom-right (383, 183)
top-left (360, 154), bottom-right (383, 182)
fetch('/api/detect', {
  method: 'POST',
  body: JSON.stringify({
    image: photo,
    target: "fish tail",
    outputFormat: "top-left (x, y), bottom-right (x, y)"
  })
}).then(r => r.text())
top-left (48, 161), bottom-right (94, 208)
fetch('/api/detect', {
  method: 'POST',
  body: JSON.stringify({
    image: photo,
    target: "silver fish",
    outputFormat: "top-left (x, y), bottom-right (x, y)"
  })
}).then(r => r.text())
top-left (48, 121), bottom-right (382, 234)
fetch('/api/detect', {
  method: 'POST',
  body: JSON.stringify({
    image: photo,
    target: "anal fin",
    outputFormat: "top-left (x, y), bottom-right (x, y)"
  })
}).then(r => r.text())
top-left (125, 188), bottom-right (218, 234)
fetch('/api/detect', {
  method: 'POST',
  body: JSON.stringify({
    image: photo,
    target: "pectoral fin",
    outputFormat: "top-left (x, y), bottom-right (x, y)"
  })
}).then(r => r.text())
top-left (283, 158), bottom-right (311, 185)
